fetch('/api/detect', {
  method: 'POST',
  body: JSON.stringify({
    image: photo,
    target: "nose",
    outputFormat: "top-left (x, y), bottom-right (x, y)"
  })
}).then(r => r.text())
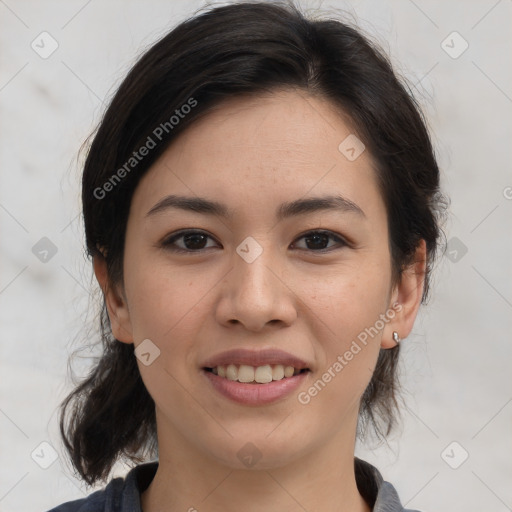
top-left (215, 245), bottom-right (298, 332)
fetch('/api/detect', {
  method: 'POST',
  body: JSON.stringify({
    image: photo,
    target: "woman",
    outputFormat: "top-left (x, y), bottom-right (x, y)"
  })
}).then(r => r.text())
top-left (48, 1), bottom-right (446, 511)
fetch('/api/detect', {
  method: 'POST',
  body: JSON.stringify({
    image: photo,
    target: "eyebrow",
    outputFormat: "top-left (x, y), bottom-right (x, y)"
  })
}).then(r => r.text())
top-left (145, 194), bottom-right (366, 221)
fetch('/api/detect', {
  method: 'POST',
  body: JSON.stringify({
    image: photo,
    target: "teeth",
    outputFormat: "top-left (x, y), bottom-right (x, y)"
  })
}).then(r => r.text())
top-left (226, 364), bottom-right (238, 381)
top-left (238, 365), bottom-right (255, 383)
top-left (211, 364), bottom-right (302, 383)
top-left (272, 364), bottom-right (284, 380)
top-left (255, 365), bottom-right (273, 383)
top-left (284, 365), bottom-right (294, 378)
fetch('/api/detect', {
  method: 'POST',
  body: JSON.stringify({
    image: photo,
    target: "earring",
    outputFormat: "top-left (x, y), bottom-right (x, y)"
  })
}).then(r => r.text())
top-left (392, 331), bottom-right (401, 345)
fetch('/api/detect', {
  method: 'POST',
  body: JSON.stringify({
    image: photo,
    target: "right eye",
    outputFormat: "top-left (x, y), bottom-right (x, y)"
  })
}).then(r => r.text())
top-left (161, 230), bottom-right (220, 253)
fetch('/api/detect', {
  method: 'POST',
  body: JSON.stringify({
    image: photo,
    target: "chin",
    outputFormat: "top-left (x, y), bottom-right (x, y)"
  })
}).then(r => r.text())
top-left (202, 428), bottom-right (307, 471)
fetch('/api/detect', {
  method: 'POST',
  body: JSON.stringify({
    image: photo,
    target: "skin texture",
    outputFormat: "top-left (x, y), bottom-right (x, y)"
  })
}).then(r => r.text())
top-left (94, 89), bottom-right (426, 512)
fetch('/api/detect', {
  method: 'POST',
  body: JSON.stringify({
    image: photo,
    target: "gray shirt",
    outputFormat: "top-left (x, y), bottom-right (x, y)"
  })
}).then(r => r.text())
top-left (46, 458), bottom-right (420, 511)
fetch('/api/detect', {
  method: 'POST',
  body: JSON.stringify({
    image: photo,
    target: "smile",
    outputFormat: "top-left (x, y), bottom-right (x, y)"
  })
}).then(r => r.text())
top-left (201, 348), bottom-right (312, 405)
top-left (205, 364), bottom-right (308, 384)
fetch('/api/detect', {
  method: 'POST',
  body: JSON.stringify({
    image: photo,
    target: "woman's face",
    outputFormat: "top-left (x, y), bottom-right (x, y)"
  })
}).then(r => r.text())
top-left (102, 90), bottom-right (416, 469)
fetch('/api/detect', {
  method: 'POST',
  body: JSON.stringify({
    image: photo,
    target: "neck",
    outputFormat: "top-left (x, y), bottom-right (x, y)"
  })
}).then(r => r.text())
top-left (141, 411), bottom-right (371, 512)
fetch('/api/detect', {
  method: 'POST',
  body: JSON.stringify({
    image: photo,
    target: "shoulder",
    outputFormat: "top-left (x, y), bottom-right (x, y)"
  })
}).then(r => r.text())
top-left (45, 461), bottom-right (159, 512)
top-left (355, 457), bottom-right (422, 512)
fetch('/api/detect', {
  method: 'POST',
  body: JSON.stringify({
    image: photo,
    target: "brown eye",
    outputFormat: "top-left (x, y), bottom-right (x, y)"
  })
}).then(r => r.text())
top-left (162, 230), bottom-right (219, 253)
top-left (161, 229), bottom-right (347, 254)
top-left (292, 230), bottom-right (347, 252)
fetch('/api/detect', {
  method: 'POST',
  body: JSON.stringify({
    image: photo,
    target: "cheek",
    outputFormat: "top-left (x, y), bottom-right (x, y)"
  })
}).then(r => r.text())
top-left (125, 263), bottom-right (208, 407)
top-left (303, 259), bottom-right (392, 335)
top-left (296, 270), bottom-right (389, 420)
top-left (123, 250), bottom-right (207, 342)
top-left (300, 261), bottom-right (391, 401)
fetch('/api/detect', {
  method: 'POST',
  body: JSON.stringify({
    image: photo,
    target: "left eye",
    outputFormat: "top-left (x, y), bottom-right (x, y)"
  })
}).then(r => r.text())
top-left (161, 230), bottom-right (346, 253)
top-left (292, 230), bottom-right (347, 252)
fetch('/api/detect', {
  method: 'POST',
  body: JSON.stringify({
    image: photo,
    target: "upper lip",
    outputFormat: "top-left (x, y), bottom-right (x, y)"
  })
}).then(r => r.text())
top-left (201, 348), bottom-right (311, 370)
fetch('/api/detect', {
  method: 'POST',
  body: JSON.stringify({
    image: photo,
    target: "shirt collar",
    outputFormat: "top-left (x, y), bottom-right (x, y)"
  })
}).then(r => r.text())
top-left (118, 458), bottom-right (414, 512)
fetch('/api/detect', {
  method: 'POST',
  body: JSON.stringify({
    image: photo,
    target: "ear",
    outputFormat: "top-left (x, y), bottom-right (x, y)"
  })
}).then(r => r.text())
top-left (381, 239), bottom-right (427, 349)
top-left (93, 253), bottom-right (134, 344)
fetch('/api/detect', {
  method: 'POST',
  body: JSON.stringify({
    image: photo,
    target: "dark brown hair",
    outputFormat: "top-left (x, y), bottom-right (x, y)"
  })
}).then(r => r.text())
top-left (59, 0), bottom-right (447, 486)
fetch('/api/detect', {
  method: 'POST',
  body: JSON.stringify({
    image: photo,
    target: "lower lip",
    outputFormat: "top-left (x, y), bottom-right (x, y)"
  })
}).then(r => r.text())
top-left (202, 369), bottom-right (309, 405)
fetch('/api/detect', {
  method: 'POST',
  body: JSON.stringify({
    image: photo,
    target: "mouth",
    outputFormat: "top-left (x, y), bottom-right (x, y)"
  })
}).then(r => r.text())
top-left (203, 364), bottom-right (310, 384)
top-left (200, 348), bottom-right (312, 404)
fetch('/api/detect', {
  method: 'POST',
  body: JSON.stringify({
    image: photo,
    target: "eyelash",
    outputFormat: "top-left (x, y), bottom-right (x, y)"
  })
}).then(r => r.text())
top-left (160, 229), bottom-right (349, 254)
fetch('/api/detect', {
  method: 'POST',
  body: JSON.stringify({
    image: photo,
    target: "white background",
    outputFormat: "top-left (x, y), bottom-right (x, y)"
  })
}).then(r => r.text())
top-left (0, 0), bottom-right (511, 511)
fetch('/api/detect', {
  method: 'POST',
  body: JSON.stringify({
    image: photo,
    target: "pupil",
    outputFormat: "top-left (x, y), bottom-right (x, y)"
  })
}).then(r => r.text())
top-left (307, 233), bottom-right (327, 249)
top-left (185, 234), bottom-right (206, 249)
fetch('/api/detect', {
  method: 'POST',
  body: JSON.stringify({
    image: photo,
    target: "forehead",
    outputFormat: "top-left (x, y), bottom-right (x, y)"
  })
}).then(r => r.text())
top-left (180, 89), bottom-right (359, 156)
top-left (130, 89), bottom-right (384, 224)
